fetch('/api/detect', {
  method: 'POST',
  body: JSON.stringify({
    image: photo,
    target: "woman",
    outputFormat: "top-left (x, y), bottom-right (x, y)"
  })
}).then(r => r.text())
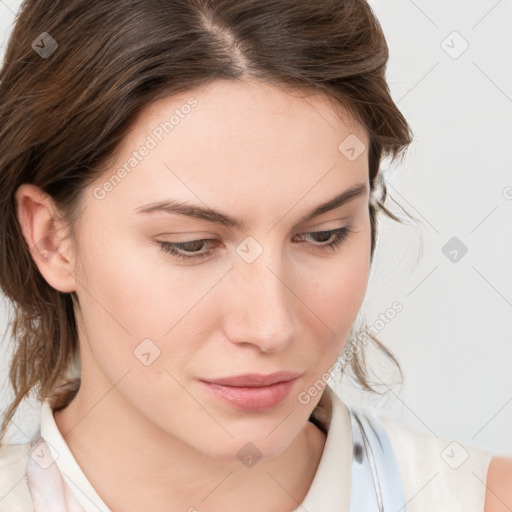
top-left (0, 0), bottom-right (510, 510)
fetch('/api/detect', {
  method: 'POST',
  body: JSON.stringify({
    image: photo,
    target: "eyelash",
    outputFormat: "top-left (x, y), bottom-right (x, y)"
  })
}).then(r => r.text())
top-left (157, 226), bottom-right (354, 262)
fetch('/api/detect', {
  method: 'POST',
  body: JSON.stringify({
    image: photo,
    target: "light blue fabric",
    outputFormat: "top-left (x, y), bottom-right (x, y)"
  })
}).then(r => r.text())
top-left (348, 407), bottom-right (407, 512)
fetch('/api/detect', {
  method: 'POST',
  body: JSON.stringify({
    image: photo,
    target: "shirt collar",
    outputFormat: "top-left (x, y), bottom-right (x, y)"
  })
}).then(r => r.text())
top-left (292, 384), bottom-right (352, 511)
top-left (40, 398), bottom-right (111, 512)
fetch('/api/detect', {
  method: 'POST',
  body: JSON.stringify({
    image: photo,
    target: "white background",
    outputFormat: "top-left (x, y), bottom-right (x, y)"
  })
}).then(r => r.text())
top-left (1, 0), bottom-right (511, 456)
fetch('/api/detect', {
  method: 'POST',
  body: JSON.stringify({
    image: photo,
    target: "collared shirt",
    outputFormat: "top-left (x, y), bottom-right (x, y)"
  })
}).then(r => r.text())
top-left (0, 384), bottom-right (494, 511)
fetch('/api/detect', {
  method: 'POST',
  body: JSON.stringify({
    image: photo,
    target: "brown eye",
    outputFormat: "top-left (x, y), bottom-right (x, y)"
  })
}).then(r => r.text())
top-left (158, 238), bottom-right (217, 261)
top-left (157, 226), bottom-right (353, 262)
top-left (293, 227), bottom-right (353, 252)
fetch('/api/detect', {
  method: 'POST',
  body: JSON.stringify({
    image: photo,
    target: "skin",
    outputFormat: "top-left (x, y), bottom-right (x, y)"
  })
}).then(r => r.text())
top-left (15, 78), bottom-right (511, 511)
top-left (485, 457), bottom-right (512, 511)
top-left (16, 78), bottom-right (371, 511)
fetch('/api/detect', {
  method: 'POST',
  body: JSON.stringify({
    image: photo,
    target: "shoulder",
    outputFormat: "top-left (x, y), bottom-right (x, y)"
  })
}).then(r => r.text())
top-left (0, 442), bottom-right (33, 510)
top-left (484, 456), bottom-right (512, 512)
top-left (376, 413), bottom-right (493, 512)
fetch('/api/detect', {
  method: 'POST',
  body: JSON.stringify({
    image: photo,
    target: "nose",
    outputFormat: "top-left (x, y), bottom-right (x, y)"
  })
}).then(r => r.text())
top-left (222, 247), bottom-right (299, 353)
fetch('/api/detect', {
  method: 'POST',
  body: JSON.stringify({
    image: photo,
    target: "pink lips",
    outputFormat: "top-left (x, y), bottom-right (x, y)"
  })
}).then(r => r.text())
top-left (200, 371), bottom-right (301, 412)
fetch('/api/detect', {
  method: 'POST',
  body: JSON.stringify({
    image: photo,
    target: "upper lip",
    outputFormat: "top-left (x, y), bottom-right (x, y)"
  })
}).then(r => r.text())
top-left (201, 371), bottom-right (302, 387)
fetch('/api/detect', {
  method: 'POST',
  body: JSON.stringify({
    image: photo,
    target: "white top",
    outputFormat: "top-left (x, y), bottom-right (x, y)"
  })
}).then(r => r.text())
top-left (0, 384), bottom-right (494, 511)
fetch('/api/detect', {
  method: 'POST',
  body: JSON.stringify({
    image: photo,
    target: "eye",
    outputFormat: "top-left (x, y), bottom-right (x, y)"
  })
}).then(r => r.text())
top-left (157, 226), bottom-right (353, 262)
top-left (158, 238), bottom-right (216, 261)
top-left (293, 226), bottom-right (353, 253)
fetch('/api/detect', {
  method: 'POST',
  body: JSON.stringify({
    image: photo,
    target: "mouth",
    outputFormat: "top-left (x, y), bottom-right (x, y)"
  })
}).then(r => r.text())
top-left (199, 371), bottom-right (302, 412)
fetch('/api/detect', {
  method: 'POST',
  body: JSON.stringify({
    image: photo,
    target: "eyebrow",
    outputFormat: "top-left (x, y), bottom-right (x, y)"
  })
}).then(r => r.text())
top-left (134, 183), bottom-right (368, 230)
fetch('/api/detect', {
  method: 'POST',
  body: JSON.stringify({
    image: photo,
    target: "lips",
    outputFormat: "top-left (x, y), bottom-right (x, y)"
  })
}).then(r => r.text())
top-left (199, 371), bottom-right (303, 412)
top-left (201, 371), bottom-right (302, 387)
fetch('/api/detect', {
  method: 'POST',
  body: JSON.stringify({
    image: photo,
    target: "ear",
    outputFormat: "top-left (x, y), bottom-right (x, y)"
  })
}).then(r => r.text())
top-left (15, 183), bottom-right (78, 293)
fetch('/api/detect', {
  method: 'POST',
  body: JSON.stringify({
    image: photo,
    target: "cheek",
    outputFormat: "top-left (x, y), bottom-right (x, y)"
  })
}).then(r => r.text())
top-left (298, 227), bottom-right (371, 364)
top-left (76, 224), bottom-right (192, 331)
top-left (73, 229), bottom-right (233, 401)
top-left (306, 230), bottom-right (370, 324)
top-left (316, 257), bottom-right (369, 326)
top-left (72, 232), bottom-right (194, 377)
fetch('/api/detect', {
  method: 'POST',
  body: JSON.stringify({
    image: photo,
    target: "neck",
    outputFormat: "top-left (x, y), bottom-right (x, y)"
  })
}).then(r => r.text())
top-left (53, 378), bottom-right (327, 512)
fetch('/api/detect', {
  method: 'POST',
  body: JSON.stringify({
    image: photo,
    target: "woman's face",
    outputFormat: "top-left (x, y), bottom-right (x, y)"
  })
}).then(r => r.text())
top-left (71, 79), bottom-right (372, 461)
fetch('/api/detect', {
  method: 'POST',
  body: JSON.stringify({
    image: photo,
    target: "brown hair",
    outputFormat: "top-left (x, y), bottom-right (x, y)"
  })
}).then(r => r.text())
top-left (0, 0), bottom-right (413, 446)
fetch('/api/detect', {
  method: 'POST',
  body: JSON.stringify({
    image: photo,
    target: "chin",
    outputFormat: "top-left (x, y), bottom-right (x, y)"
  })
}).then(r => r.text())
top-left (195, 424), bottom-right (300, 466)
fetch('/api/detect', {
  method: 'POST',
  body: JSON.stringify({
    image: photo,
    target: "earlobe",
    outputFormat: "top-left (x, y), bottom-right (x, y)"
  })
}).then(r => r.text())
top-left (15, 183), bottom-right (78, 294)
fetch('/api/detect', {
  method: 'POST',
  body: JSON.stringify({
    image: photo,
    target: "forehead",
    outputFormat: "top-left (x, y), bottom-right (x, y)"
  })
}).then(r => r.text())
top-left (87, 79), bottom-right (369, 224)
top-left (140, 78), bottom-right (366, 140)
top-left (119, 78), bottom-right (368, 159)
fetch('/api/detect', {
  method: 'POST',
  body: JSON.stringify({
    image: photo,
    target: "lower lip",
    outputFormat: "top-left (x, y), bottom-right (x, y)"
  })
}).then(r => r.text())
top-left (200, 378), bottom-right (299, 412)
